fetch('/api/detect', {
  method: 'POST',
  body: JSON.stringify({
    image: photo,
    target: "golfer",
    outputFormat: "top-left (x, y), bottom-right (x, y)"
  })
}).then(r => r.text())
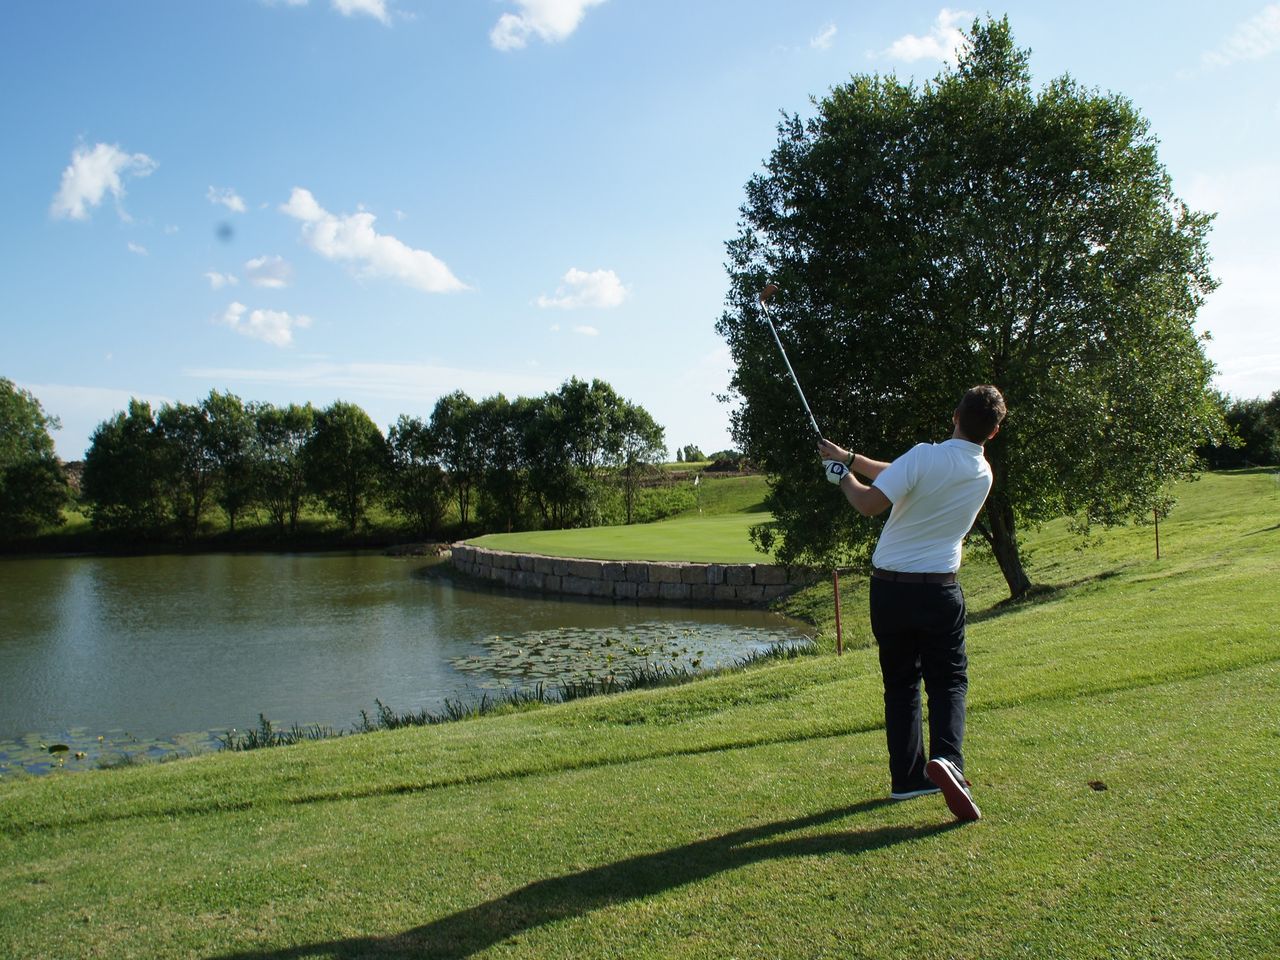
top-left (817, 385), bottom-right (1006, 822)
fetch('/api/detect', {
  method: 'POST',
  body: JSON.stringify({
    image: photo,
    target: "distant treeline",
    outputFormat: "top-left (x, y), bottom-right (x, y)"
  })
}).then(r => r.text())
top-left (70, 377), bottom-right (674, 542)
top-left (1198, 390), bottom-right (1280, 469)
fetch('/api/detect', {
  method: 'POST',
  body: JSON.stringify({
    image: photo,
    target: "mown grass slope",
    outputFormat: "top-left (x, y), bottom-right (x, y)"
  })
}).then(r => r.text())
top-left (0, 470), bottom-right (1276, 959)
top-left (468, 475), bottom-right (772, 562)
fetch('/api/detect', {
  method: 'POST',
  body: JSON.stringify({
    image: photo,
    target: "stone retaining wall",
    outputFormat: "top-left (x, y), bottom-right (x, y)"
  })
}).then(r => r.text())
top-left (448, 544), bottom-right (820, 605)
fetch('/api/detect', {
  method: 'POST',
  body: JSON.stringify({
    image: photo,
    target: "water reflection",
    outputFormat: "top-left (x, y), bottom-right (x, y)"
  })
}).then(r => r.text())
top-left (0, 553), bottom-right (811, 776)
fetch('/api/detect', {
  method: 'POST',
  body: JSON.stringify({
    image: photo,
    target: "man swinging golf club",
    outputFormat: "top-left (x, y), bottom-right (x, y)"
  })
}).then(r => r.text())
top-left (817, 386), bottom-right (1006, 822)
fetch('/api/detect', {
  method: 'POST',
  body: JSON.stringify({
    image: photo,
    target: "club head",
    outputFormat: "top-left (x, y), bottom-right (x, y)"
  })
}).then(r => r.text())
top-left (759, 283), bottom-right (780, 304)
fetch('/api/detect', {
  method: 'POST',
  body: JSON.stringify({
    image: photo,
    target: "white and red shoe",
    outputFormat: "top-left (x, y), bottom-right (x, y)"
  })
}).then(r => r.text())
top-left (926, 757), bottom-right (981, 822)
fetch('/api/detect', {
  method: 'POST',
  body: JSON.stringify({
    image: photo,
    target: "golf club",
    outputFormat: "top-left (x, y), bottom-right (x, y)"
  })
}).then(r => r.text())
top-left (758, 283), bottom-right (822, 439)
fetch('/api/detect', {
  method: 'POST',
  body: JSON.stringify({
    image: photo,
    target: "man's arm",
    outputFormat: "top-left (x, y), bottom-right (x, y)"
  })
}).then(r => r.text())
top-left (838, 471), bottom-right (892, 516)
top-left (816, 439), bottom-right (891, 480)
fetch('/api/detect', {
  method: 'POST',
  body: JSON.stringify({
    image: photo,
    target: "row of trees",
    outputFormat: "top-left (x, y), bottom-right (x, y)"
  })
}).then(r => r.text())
top-left (1200, 391), bottom-right (1280, 468)
top-left (76, 378), bottom-right (667, 540)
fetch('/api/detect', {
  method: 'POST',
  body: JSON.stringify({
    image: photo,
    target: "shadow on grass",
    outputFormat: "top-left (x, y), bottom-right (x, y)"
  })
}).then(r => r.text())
top-left (207, 799), bottom-right (959, 960)
top-left (967, 570), bottom-right (1122, 624)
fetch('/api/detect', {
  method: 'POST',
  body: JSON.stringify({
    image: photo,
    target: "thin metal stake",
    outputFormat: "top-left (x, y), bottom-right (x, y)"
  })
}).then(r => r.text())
top-left (833, 569), bottom-right (843, 656)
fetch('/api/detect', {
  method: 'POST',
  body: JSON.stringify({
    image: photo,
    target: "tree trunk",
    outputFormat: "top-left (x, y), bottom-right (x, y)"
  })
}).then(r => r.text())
top-left (984, 496), bottom-right (1032, 599)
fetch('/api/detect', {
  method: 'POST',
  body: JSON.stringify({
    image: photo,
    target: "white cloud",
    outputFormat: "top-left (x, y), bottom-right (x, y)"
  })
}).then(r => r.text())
top-left (207, 185), bottom-right (246, 213)
top-left (883, 8), bottom-right (972, 65)
top-left (332, 0), bottom-right (389, 23)
top-left (1203, 4), bottom-right (1280, 67)
top-left (573, 325), bottom-right (599, 336)
top-left (205, 271), bottom-right (240, 290)
top-left (127, 241), bottom-right (148, 256)
top-left (491, 0), bottom-right (606, 51)
top-left (280, 187), bottom-right (466, 294)
top-left (811, 23), bottom-right (837, 50)
top-left (217, 301), bottom-right (313, 347)
top-left (244, 254), bottom-right (294, 288)
top-left (537, 267), bottom-right (629, 309)
top-left (50, 142), bottom-right (157, 221)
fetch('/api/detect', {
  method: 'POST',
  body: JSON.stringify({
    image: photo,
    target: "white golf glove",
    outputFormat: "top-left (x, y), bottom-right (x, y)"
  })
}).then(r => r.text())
top-left (823, 459), bottom-right (848, 485)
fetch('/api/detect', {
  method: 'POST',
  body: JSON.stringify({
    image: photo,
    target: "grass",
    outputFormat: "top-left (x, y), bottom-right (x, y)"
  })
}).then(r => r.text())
top-left (469, 474), bottom-right (774, 562)
top-left (0, 469), bottom-right (1277, 959)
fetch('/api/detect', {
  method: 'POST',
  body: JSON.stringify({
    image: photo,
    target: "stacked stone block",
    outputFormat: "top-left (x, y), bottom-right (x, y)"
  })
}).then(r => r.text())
top-left (447, 544), bottom-right (818, 605)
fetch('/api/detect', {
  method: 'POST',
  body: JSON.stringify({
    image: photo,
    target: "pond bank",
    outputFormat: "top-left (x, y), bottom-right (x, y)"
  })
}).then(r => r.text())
top-left (449, 544), bottom-right (820, 605)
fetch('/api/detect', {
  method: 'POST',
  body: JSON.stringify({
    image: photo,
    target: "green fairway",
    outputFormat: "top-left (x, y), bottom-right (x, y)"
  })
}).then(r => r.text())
top-left (1, 470), bottom-right (1277, 959)
top-left (469, 474), bottom-right (774, 562)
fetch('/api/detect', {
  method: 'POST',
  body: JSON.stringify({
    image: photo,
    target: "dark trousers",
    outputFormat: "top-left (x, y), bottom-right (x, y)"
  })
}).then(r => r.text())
top-left (869, 577), bottom-right (969, 792)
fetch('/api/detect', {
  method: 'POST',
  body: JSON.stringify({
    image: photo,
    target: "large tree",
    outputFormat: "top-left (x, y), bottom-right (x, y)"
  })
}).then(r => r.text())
top-left (616, 402), bottom-right (667, 525)
top-left (202, 390), bottom-right (259, 533)
top-left (718, 18), bottom-right (1223, 597)
top-left (386, 414), bottom-right (450, 538)
top-left (304, 400), bottom-right (388, 533)
top-left (255, 402), bottom-right (315, 536)
top-left (429, 390), bottom-right (484, 529)
top-left (156, 401), bottom-right (217, 539)
top-left (82, 399), bottom-right (169, 535)
top-left (0, 379), bottom-right (69, 537)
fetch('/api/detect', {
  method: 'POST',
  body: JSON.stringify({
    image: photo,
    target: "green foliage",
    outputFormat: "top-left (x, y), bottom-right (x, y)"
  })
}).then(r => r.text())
top-left (1201, 390), bottom-right (1280, 467)
top-left (719, 16), bottom-right (1224, 598)
top-left (156, 400), bottom-right (217, 539)
top-left (202, 390), bottom-right (257, 533)
top-left (0, 379), bottom-right (69, 537)
top-left (386, 414), bottom-right (449, 537)
top-left (81, 399), bottom-right (169, 535)
top-left (254, 402), bottom-right (315, 536)
top-left (304, 401), bottom-right (389, 533)
top-left (65, 378), bottom-right (667, 546)
top-left (429, 390), bottom-right (483, 528)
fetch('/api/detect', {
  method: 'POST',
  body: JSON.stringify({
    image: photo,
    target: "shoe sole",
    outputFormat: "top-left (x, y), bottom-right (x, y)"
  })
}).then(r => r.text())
top-left (926, 758), bottom-right (981, 822)
top-left (890, 787), bottom-right (941, 801)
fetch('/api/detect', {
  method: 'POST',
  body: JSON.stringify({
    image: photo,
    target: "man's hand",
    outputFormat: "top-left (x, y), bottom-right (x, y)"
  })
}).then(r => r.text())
top-left (817, 438), bottom-right (851, 465)
top-left (823, 459), bottom-right (848, 485)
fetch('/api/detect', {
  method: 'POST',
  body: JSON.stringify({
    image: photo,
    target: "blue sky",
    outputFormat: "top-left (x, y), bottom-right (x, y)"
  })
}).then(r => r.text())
top-left (4, 1), bottom-right (1278, 460)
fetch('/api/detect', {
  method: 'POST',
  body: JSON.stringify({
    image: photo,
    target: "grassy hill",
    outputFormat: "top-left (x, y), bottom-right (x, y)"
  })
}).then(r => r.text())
top-left (1, 469), bottom-right (1277, 959)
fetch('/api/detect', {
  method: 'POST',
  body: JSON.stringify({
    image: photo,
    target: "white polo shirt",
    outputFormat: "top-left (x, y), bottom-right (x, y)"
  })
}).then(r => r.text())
top-left (870, 438), bottom-right (992, 574)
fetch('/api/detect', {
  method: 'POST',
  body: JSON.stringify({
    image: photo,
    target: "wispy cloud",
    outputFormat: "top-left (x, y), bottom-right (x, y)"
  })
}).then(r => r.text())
top-left (205, 271), bottom-right (239, 290)
top-left (244, 254), bottom-right (293, 288)
top-left (573, 325), bottom-right (599, 336)
top-left (537, 267), bottom-right (628, 309)
top-left (491, 0), bottom-right (606, 51)
top-left (127, 241), bottom-right (148, 256)
top-left (332, 0), bottom-right (389, 24)
top-left (262, 0), bottom-right (390, 23)
top-left (217, 301), bottom-right (313, 347)
top-left (1203, 4), bottom-right (1280, 67)
top-left (280, 187), bottom-right (466, 294)
top-left (183, 360), bottom-right (556, 403)
top-left (207, 185), bottom-right (246, 213)
top-left (811, 23), bottom-right (837, 50)
top-left (883, 8), bottom-right (972, 65)
top-left (50, 142), bottom-right (156, 221)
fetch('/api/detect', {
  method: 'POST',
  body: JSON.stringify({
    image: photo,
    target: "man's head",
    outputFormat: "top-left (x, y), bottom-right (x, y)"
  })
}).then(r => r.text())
top-left (954, 385), bottom-right (1006, 443)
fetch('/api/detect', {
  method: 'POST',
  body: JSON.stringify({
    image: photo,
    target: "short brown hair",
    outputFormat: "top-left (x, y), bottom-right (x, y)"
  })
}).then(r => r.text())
top-left (956, 385), bottom-right (1006, 442)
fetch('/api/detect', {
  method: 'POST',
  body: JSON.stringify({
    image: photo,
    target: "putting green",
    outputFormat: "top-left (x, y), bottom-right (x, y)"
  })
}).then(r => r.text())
top-left (468, 511), bottom-right (776, 563)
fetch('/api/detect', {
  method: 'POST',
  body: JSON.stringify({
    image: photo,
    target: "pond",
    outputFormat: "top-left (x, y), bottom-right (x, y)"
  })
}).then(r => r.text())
top-left (0, 552), bottom-right (812, 776)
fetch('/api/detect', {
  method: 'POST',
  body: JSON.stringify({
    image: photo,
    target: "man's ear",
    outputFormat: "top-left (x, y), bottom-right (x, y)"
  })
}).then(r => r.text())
top-left (987, 423), bottom-right (1001, 441)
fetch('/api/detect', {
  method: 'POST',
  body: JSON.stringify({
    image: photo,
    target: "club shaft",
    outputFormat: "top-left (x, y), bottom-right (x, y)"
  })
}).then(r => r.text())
top-left (760, 300), bottom-right (822, 438)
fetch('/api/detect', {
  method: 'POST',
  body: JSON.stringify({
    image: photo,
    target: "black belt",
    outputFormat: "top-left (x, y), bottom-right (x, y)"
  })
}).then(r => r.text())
top-left (872, 567), bottom-right (957, 584)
